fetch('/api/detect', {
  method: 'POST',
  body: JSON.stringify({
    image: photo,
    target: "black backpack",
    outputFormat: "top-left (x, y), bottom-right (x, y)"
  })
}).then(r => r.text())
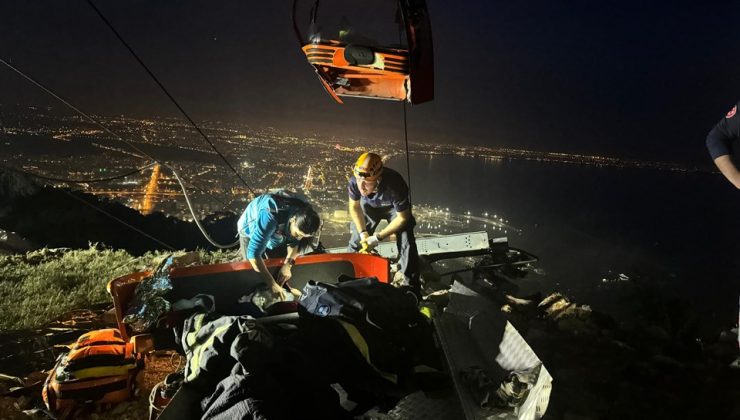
top-left (298, 277), bottom-right (421, 333)
top-left (298, 277), bottom-right (442, 403)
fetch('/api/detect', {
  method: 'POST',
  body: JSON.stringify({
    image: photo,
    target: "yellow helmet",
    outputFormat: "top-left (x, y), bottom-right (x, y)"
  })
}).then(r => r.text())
top-left (353, 152), bottom-right (383, 180)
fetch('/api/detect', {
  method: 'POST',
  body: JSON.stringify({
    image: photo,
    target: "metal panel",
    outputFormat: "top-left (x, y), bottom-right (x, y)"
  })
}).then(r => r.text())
top-left (326, 231), bottom-right (492, 259)
top-left (434, 282), bottom-right (553, 420)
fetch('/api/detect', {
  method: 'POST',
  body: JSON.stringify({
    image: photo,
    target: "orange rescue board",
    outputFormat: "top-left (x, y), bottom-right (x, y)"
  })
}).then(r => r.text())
top-left (107, 253), bottom-right (390, 341)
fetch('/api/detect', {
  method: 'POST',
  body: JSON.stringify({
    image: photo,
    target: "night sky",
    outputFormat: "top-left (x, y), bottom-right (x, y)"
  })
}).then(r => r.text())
top-left (3, 1), bottom-right (740, 164)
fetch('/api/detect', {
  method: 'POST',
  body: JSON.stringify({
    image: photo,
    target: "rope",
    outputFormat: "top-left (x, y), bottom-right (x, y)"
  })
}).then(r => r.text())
top-left (85, 0), bottom-right (256, 197)
top-left (8, 160), bottom-right (234, 250)
top-left (2, 165), bottom-right (177, 251)
top-left (170, 166), bottom-right (239, 249)
top-left (13, 163), bottom-right (155, 184)
top-left (0, 59), bottom-right (237, 249)
top-left (0, 57), bottom-right (148, 159)
top-left (0, 57), bottom-right (231, 208)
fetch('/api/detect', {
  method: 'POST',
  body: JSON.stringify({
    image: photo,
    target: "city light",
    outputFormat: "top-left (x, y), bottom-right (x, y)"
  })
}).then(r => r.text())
top-left (1, 105), bottom-right (655, 245)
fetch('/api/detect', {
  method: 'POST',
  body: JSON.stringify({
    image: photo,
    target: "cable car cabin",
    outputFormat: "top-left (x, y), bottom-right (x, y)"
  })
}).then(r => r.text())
top-left (107, 253), bottom-right (389, 342)
top-left (292, 0), bottom-right (434, 104)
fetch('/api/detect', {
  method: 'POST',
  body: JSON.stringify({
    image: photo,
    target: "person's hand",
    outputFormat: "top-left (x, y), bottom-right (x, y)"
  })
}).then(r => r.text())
top-left (270, 282), bottom-right (286, 300)
top-left (289, 288), bottom-right (302, 298)
top-left (277, 264), bottom-right (292, 284)
top-left (360, 230), bottom-right (370, 242)
top-left (361, 234), bottom-right (380, 251)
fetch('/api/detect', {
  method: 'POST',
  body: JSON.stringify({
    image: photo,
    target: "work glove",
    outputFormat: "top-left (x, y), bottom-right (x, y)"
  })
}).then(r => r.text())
top-left (361, 234), bottom-right (380, 251)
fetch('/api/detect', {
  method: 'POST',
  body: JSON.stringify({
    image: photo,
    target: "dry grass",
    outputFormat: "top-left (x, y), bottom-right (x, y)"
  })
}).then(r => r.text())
top-left (0, 246), bottom-right (237, 331)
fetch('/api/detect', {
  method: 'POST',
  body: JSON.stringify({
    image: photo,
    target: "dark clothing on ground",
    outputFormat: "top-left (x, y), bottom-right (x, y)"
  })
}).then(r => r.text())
top-left (172, 312), bottom-right (349, 420)
top-left (706, 100), bottom-right (740, 159)
top-left (201, 344), bottom-right (349, 420)
top-left (169, 277), bottom-right (444, 419)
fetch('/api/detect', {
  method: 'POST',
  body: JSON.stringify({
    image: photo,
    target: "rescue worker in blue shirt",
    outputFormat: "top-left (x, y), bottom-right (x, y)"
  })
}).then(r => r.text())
top-left (347, 152), bottom-right (420, 292)
top-left (707, 100), bottom-right (740, 189)
top-left (237, 192), bottom-right (321, 299)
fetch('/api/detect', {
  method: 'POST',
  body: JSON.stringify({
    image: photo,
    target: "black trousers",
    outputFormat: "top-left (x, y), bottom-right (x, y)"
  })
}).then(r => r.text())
top-left (347, 203), bottom-right (420, 289)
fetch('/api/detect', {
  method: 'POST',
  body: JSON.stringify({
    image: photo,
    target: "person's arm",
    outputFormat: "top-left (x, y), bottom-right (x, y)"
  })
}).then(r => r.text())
top-left (374, 209), bottom-right (410, 240)
top-left (285, 244), bottom-right (300, 261)
top-left (277, 245), bottom-right (300, 284)
top-left (713, 155), bottom-right (740, 189)
top-left (349, 198), bottom-right (368, 238)
top-left (248, 256), bottom-right (284, 297)
top-left (246, 209), bottom-right (284, 298)
top-left (363, 172), bottom-right (413, 249)
top-left (706, 102), bottom-right (740, 189)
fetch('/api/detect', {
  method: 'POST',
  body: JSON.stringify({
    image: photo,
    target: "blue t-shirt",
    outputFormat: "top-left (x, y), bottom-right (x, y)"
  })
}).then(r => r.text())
top-left (348, 167), bottom-right (411, 212)
top-left (237, 194), bottom-right (300, 259)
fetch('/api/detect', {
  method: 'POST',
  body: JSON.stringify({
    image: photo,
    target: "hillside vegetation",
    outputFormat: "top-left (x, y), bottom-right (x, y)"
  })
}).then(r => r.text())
top-left (0, 246), bottom-right (236, 330)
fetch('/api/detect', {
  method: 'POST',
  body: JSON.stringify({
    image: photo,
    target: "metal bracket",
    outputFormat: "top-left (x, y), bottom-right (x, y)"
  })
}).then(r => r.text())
top-left (326, 231), bottom-right (494, 260)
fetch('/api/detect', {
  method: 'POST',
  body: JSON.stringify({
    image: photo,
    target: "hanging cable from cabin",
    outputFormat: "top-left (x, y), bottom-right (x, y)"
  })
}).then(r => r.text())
top-left (399, 15), bottom-right (413, 201)
top-left (0, 58), bottom-right (237, 248)
top-left (402, 101), bottom-right (412, 202)
top-left (85, 0), bottom-right (256, 197)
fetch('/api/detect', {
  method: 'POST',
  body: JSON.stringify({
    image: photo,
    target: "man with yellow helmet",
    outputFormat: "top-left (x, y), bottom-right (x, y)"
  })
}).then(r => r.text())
top-left (347, 152), bottom-right (420, 292)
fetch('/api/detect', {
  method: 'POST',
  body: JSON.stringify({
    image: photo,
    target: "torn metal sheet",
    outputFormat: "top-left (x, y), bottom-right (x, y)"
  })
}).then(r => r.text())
top-left (434, 281), bottom-right (552, 420)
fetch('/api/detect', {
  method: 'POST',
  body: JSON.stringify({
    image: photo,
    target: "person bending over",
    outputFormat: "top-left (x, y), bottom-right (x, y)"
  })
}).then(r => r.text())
top-left (237, 192), bottom-right (321, 299)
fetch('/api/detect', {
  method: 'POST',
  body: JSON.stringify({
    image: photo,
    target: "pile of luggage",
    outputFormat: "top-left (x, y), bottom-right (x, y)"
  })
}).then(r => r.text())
top-left (36, 277), bottom-right (442, 419)
top-left (156, 277), bottom-right (442, 419)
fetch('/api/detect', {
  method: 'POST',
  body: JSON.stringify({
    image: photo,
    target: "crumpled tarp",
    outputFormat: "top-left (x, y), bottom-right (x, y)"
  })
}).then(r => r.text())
top-left (123, 256), bottom-right (175, 334)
